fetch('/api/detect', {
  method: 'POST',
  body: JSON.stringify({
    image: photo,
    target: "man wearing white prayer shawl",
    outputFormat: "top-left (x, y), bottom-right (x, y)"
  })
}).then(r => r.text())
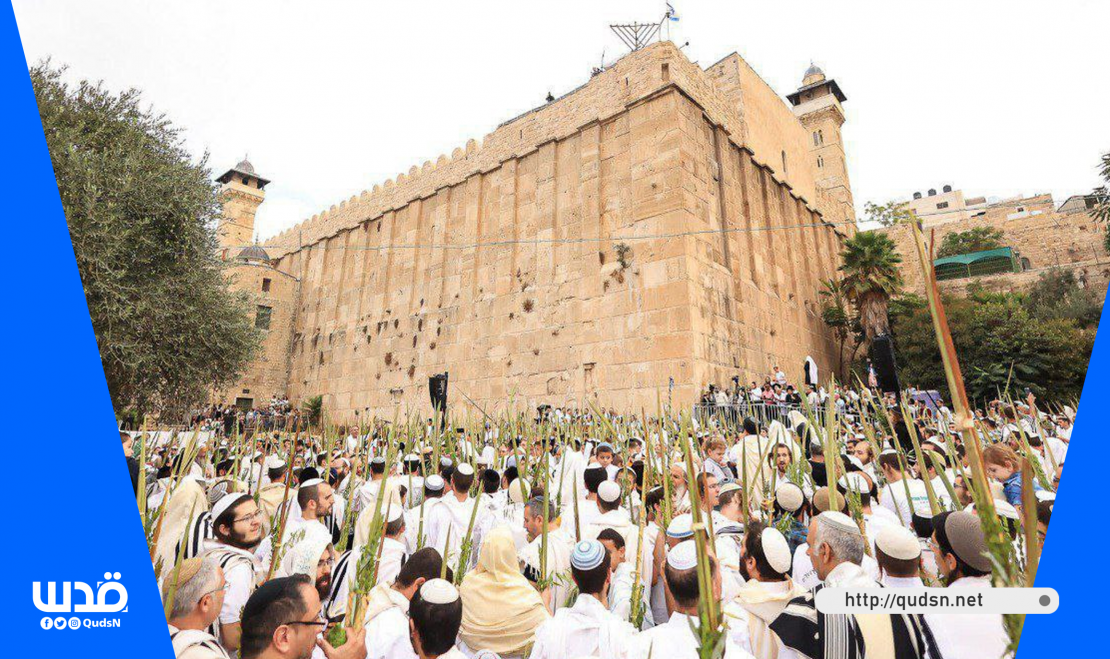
top-left (426, 464), bottom-right (485, 566)
top-left (724, 523), bottom-right (806, 659)
top-left (356, 457), bottom-right (391, 513)
top-left (584, 482), bottom-right (641, 577)
top-left (520, 496), bottom-right (574, 612)
top-left (375, 503), bottom-right (410, 588)
top-left (164, 556), bottom-right (232, 659)
top-left (409, 579), bottom-right (468, 659)
top-left (257, 478), bottom-right (333, 573)
top-left (202, 493), bottom-right (265, 655)
top-left (364, 548), bottom-right (450, 659)
top-left (771, 513), bottom-right (937, 659)
top-left (406, 475), bottom-right (447, 553)
top-left (571, 466), bottom-right (606, 538)
top-left (627, 541), bottom-right (755, 659)
top-left (596, 528), bottom-right (654, 630)
top-left (529, 540), bottom-right (637, 659)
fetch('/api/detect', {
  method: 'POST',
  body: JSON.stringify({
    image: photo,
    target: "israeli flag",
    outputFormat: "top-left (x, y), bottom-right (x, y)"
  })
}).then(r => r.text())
top-left (667, 3), bottom-right (680, 21)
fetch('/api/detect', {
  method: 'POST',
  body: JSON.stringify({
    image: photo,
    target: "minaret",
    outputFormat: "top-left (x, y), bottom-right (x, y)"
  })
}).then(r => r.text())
top-left (787, 64), bottom-right (854, 225)
top-left (216, 158), bottom-right (270, 257)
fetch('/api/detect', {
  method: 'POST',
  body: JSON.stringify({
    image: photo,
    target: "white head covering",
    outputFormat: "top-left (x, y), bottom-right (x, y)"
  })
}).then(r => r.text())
top-left (212, 493), bottom-right (250, 522)
top-left (420, 578), bottom-right (460, 604)
top-left (667, 540), bottom-right (698, 570)
top-left (761, 527), bottom-right (793, 574)
top-left (597, 481), bottom-right (622, 504)
top-left (666, 514), bottom-right (694, 539)
top-left (456, 463), bottom-right (475, 476)
top-left (425, 474), bottom-right (445, 492)
top-left (875, 525), bottom-right (921, 560)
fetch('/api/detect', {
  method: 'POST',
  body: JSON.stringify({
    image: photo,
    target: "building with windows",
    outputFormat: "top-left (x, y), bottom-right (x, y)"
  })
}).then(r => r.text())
top-left (214, 41), bottom-right (856, 417)
top-left (878, 189), bottom-right (1108, 296)
top-left (213, 159), bottom-right (299, 410)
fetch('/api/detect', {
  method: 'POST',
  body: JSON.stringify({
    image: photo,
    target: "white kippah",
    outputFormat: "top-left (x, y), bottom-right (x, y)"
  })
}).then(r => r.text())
top-left (299, 478), bottom-right (324, 489)
top-left (508, 479), bottom-right (530, 504)
top-left (775, 482), bottom-right (805, 512)
top-left (838, 472), bottom-right (870, 493)
top-left (667, 540), bottom-right (698, 570)
top-left (456, 463), bottom-right (475, 476)
top-left (265, 456), bottom-right (286, 470)
top-left (818, 511), bottom-right (862, 536)
top-left (212, 493), bottom-right (249, 522)
top-left (761, 527), bottom-right (793, 574)
top-left (419, 578), bottom-right (460, 605)
top-left (403, 453), bottom-right (418, 462)
top-left (597, 480), bottom-right (622, 503)
top-left (875, 525), bottom-right (921, 560)
top-left (666, 514), bottom-right (694, 539)
top-left (425, 474), bottom-right (445, 491)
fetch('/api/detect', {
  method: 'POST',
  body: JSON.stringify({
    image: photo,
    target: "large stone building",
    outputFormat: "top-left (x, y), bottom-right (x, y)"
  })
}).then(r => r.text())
top-left (879, 187), bottom-right (1108, 296)
top-left (215, 42), bottom-right (856, 418)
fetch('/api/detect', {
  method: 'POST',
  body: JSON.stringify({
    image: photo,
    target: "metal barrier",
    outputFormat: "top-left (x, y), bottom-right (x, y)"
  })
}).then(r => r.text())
top-left (693, 401), bottom-right (828, 430)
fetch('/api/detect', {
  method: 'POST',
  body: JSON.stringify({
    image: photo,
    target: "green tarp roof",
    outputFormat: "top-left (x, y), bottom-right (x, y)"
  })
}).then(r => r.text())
top-left (933, 247), bottom-right (1013, 267)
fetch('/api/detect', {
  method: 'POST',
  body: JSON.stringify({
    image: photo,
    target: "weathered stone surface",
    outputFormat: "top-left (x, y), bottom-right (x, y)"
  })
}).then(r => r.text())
top-left (217, 42), bottom-right (853, 418)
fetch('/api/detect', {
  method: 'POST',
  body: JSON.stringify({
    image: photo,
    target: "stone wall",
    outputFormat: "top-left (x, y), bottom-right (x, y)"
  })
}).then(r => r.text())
top-left (215, 261), bottom-right (299, 408)
top-left (258, 42), bottom-right (847, 419)
top-left (878, 194), bottom-right (1108, 296)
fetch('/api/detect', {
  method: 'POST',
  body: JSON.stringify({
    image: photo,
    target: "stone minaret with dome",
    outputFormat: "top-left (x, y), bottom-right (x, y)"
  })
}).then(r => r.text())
top-left (788, 64), bottom-right (855, 229)
top-left (213, 158), bottom-right (299, 411)
top-left (216, 158), bottom-right (270, 257)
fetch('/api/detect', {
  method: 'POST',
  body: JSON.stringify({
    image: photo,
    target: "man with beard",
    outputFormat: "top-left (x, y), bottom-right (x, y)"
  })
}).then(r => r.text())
top-left (239, 574), bottom-right (365, 659)
top-left (724, 522), bottom-right (805, 659)
top-left (204, 493), bottom-right (265, 654)
top-left (262, 478), bottom-right (336, 575)
top-left (521, 495), bottom-right (574, 612)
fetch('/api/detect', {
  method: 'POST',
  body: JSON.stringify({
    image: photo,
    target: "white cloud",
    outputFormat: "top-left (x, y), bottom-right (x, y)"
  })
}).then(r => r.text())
top-left (14, 0), bottom-right (1110, 238)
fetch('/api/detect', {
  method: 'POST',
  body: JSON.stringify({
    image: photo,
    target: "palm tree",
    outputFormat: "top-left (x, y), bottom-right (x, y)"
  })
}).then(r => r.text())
top-left (819, 278), bottom-right (852, 378)
top-left (839, 231), bottom-right (903, 342)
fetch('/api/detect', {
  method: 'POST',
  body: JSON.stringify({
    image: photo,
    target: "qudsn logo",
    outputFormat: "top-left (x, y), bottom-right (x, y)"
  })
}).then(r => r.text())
top-left (33, 572), bottom-right (127, 630)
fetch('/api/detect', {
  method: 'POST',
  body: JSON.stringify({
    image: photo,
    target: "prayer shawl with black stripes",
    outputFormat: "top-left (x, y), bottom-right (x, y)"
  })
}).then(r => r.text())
top-left (176, 511), bottom-right (213, 561)
top-left (769, 585), bottom-right (942, 659)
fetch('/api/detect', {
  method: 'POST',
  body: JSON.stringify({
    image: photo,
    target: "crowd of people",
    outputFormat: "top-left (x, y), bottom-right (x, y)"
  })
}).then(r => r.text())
top-left (131, 382), bottom-right (1070, 659)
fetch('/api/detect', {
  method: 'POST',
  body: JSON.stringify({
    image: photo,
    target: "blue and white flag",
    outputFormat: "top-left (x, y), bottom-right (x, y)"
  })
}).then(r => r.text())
top-left (666, 3), bottom-right (680, 21)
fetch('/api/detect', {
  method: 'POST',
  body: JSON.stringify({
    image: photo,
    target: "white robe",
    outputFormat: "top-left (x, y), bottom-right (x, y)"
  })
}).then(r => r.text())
top-left (375, 536), bottom-right (408, 587)
top-left (529, 594), bottom-right (637, 659)
top-left (627, 612), bottom-right (755, 659)
top-left (520, 525), bottom-right (575, 612)
top-left (426, 494), bottom-right (485, 567)
top-left (364, 587), bottom-right (417, 659)
top-left (926, 576), bottom-right (1009, 659)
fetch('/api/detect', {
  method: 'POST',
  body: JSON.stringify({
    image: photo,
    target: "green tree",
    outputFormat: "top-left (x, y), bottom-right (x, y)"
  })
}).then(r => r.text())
top-left (1092, 150), bottom-right (1110, 253)
top-left (885, 290), bottom-right (1094, 404)
top-left (819, 279), bottom-right (855, 379)
top-left (838, 231), bottom-right (903, 342)
top-left (936, 226), bottom-right (1005, 258)
top-left (864, 200), bottom-right (917, 228)
top-left (1025, 268), bottom-right (1103, 329)
top-left (33, 63), bottom-right (260, 418)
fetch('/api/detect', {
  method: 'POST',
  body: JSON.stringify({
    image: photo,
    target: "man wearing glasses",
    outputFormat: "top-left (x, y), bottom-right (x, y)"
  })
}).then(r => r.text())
top-left (240, 574), bottom-right (366, 659)
top-left (165, 555), bottom-right (231, 659)
top-left (205, 493), bottom-right (265, 655)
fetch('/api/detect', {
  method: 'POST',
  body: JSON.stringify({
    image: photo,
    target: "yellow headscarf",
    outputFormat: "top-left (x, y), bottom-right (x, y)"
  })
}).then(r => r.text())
top-left (458, 525), bottom-right (549, 655)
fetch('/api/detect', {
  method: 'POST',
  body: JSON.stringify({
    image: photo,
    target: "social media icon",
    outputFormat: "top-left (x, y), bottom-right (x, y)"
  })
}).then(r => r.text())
top-left (53, 616), bottom-right (66, 629)
top-left (40, 617), bottom-right (53, 630)
top-left (68, 617), bottom-right (81, 630)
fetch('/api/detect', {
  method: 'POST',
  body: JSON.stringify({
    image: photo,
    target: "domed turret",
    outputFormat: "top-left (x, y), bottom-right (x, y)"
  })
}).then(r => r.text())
top-left (802, 62), bottom-right (826, 87)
